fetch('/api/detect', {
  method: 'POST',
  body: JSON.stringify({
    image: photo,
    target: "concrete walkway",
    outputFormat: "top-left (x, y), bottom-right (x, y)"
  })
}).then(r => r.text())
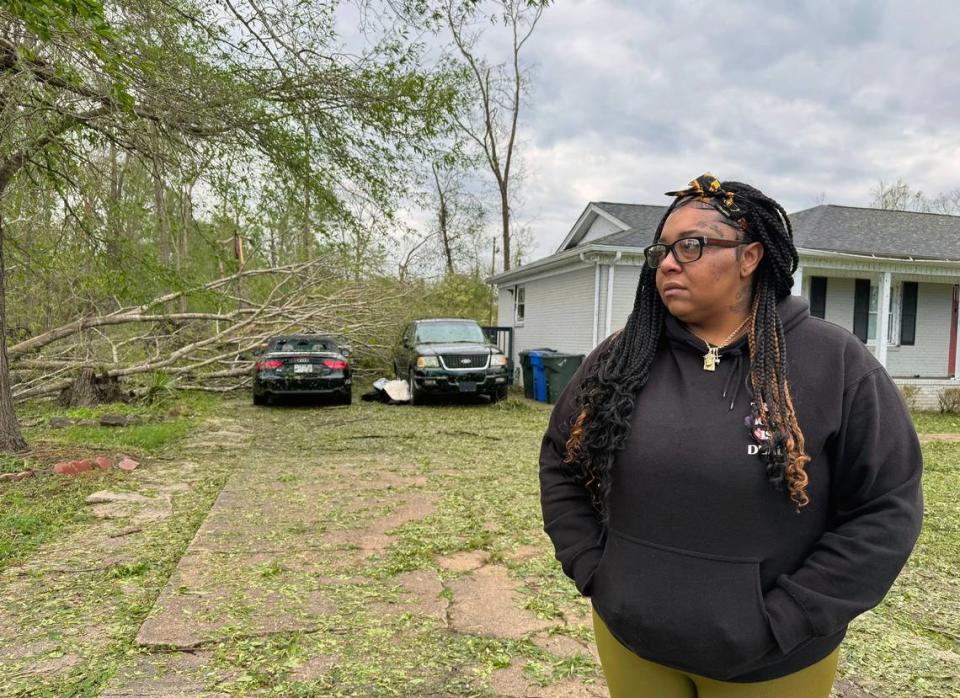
top-left (98, 402), bottom-right (603, 697)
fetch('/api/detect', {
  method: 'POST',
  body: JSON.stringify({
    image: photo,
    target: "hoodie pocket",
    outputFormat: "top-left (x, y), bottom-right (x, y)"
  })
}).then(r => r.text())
top-left (591, 529), bottom-right (777, 680)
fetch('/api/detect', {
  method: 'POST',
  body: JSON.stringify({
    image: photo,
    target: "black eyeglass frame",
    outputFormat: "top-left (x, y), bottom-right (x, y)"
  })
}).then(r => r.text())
top-left (643, 236), bottom-right (750, 269)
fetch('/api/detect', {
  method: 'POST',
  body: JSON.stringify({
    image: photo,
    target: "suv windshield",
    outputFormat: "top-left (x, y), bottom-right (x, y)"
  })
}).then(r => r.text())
top-left (415, 322), bottom-right (486, 344)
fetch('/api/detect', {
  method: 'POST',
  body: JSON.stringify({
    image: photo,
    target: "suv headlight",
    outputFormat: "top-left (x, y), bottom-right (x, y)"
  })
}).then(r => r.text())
top-left (489, 354), bottom-right (508, 367)
top-left (416, 356), bottom-right (440, 368)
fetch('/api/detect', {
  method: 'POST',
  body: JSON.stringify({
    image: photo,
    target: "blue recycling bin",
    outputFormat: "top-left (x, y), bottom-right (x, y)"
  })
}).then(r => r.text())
top-left (529, 351), bottom-right (550, 402)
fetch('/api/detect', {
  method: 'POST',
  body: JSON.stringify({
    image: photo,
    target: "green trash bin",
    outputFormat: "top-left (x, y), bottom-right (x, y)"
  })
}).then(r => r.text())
top-left (542, 352), bottom-right (585, 404)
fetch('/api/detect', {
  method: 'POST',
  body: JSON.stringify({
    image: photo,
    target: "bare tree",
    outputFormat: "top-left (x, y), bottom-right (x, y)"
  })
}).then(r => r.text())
top-left (444, 0), bottom-right (546, 272)
top-left (872, 179), bottom-right (960, 214)
top-left (429, 159), bottom-right (486, 274)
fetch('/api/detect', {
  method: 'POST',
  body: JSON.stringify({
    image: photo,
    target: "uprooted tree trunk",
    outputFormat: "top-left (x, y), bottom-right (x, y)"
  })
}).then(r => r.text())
top-left (57, 366), bottom-right (123, 407)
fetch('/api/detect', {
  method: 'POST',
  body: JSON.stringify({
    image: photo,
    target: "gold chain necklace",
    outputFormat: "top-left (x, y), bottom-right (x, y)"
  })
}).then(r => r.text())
top-left (700, 315), bottom-right (750, 372)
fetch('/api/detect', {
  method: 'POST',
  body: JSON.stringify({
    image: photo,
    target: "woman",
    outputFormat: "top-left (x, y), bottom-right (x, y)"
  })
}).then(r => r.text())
top-left (538, 173), bottom-right (924, 697)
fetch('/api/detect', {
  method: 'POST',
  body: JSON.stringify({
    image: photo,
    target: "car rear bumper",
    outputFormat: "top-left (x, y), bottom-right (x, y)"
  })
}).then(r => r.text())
top-left (255, 377), bottom-right (350, 395)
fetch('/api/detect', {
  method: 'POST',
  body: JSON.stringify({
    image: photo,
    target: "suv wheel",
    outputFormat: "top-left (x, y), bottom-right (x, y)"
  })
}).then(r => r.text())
top-left (253, 392), bottom-right (267, 406)
top-left (490, 385), bottom-right (508, 403)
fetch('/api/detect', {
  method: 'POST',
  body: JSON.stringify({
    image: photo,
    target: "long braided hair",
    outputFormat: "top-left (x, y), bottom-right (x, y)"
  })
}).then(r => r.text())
top-left (562, 180), bottom-right (811, 521)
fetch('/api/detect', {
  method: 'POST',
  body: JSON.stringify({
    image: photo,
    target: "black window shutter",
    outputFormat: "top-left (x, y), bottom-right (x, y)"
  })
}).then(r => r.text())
top-left (901, 282), bottom-right (918, 346)
top-left (810, 276), bottom-right (827, 318)
top-left (853, 279), bottom-right (870, 342)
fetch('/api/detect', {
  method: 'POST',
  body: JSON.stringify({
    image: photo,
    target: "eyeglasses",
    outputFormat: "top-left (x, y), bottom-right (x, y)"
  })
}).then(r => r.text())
top-left (643, 236), bottom-right (749, 269)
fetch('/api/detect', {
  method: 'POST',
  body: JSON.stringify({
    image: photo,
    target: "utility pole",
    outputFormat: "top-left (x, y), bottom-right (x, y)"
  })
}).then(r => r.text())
top-left (489, 236), bottom-right (499, 324)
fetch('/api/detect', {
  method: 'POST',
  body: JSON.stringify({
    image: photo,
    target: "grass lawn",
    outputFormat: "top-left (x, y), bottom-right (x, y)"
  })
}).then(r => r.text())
top-left (0, 390), bottom-right (956, 696)
top-left (1, 392), bottom-right (218, 569)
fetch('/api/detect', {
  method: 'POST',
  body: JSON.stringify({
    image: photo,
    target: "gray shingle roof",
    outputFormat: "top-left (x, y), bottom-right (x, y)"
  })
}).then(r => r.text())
top-left (583, 202), bottom-right (960, 262)
top-left (593, 202), bottom-right (669, 232)
top-left (790, 205), bottom-right (960, 261)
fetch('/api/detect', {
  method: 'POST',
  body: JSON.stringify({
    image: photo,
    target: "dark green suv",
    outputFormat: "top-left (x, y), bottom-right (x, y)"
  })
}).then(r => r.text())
top-left (394, 319), bottom-right (509, 404)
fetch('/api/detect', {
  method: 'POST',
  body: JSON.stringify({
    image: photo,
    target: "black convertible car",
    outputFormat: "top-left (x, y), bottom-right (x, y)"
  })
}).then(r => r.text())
top-left (252, 334), bottom-right (352, 406)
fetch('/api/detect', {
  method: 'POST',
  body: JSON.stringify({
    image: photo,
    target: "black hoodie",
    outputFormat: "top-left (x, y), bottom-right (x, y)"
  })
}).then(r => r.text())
top-left (539, 295), bottom-right (924, 682)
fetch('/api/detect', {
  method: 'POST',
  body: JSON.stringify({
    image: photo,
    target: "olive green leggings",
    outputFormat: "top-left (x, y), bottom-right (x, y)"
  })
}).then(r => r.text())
top-left (592, 607), bottom-right (840, 697)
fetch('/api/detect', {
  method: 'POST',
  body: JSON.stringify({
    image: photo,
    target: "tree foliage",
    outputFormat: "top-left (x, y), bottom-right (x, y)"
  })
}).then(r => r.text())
top-left (0, 0), bottom-right (485, 451)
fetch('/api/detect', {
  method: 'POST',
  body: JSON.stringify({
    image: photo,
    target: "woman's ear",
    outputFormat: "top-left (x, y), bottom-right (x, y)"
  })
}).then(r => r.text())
top-left (740, 242), bottom-right (764, 278)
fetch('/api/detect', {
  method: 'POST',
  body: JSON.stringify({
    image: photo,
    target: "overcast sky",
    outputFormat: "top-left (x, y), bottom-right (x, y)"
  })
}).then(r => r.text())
top-left (340, 1), bottom-right (960, 269)
top-left (464, 0), bottom-right (960, 263)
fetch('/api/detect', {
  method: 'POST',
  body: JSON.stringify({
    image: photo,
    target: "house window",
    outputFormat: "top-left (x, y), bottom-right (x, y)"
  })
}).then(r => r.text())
top-left (810, 276), bottom-right (827, 319)
top-left (854, 278), bottom-right (901, 345)
top-left (514, 286), bottom-right (525, 324)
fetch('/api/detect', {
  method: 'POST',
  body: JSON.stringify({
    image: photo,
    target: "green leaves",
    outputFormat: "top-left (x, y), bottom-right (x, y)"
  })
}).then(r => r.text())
top-left (3, 0), bottom-right (113, 41)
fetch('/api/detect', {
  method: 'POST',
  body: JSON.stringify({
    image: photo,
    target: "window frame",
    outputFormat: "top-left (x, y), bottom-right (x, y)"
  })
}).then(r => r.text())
top-left (862, 279), bottom-right (903, 347)
top-left (513, 285), bottom-right (526, 325)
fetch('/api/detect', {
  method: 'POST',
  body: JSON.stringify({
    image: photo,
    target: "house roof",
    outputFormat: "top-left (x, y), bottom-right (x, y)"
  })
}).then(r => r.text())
top-left (556, 203), bottom-right (668, 251)
top-left (583, 203), bottom-right (960, 261)
top-left (486, 201), bottom-right (960, 285)
top-left (593, 202), bottom-right (669, 232)
top-left (789, 205), bottom-right (960, 261)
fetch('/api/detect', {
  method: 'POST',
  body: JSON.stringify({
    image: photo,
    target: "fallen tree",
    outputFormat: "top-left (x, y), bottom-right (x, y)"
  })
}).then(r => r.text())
top-left (9, 261), bottom-right (416, 403)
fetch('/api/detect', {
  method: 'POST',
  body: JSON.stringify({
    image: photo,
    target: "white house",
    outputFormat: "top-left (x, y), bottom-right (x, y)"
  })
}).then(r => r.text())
top-left (486, 202), bottom-right (960, 409)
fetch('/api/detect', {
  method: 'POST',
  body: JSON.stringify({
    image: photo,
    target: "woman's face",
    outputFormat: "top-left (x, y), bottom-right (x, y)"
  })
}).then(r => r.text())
top-left (654, 202), bottom-right (763, 326)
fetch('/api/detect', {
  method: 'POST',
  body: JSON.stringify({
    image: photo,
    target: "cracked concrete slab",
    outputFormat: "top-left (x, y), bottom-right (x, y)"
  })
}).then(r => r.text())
top-left (99, 651), bottom-right (233, 697)
top-left (134, 458), bottom-right (438, 650)
top-left (370, 570), bottom-right (448, 626)
top-left (436, 550), bottom-right (489, 572)
top-left (448, 565), bottom-right (553, 640)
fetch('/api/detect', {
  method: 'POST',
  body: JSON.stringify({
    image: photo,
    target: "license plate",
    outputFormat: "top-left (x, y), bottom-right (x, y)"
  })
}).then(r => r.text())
top-left (293, 364), bottom-right (313, 373)
top-left (459, 381), bottom-right (477, 392)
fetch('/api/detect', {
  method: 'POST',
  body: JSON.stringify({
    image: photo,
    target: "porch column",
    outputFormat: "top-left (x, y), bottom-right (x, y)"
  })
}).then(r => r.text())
top-left (605, 252), bottom-right (621, 336)
top-left (792, 265), bottom-right (803, 296)
top-left (592, 259), bottom-right (600, 347)
top-left (954, 286), bottom-right (960, 380)
top-left (876, 271), bottom-right (892, 368)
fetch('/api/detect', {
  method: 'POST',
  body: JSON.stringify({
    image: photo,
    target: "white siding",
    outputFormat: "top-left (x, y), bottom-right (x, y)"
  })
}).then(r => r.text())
top-left (496, 286), bottom-right (513, 327)
top-left (821, 277), bottom-right (855, 332)
top-left (802, 275), bottom-right (955, 378)
top-left (609, 264), bottom-right (643, 338)
top-left (580, 215), bottom-right (621, 244)
top-left (502, 266), bottom-right (598, 384)
top-left (887, 283), bottom-right (952, 378)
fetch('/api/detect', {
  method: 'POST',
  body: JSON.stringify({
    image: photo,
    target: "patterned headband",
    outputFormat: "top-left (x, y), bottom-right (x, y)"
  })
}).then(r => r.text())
top-left (665, 172), bottom-right (745, 223)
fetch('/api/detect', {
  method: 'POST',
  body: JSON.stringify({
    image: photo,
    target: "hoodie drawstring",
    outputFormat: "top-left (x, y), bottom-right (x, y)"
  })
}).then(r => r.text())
top-left (721, 352), bottom-right (744, 411)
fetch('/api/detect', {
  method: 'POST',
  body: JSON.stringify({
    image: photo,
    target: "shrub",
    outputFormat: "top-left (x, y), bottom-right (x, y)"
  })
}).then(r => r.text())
top-left (937, 387), bottom-right (960, 414)
top-left (900, 384), bottom-right (921, 411)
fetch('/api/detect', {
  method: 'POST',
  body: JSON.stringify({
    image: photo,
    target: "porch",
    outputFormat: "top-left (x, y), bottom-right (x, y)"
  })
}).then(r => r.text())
top-left (793, 250), bottom-right (960, 381)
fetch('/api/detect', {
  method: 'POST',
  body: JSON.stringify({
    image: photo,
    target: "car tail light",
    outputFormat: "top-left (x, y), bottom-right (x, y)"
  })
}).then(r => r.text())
top-left (322, 359), bottom-right (348, 370)
top-left (255, 360), bottom-right (283, 370)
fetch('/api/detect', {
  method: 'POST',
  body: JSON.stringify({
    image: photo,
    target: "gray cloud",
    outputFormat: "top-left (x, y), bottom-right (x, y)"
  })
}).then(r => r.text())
top-left (514, 1), bottom-right (960, 260)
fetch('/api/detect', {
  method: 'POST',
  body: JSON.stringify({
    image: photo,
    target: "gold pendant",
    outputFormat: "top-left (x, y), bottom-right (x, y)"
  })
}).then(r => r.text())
top-left (703, 347), bottom-right (719, 372)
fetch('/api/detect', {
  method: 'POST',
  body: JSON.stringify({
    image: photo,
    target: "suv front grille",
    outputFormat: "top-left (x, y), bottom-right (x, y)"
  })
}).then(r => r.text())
top-left (439, 353), bottom-right (489, 370)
